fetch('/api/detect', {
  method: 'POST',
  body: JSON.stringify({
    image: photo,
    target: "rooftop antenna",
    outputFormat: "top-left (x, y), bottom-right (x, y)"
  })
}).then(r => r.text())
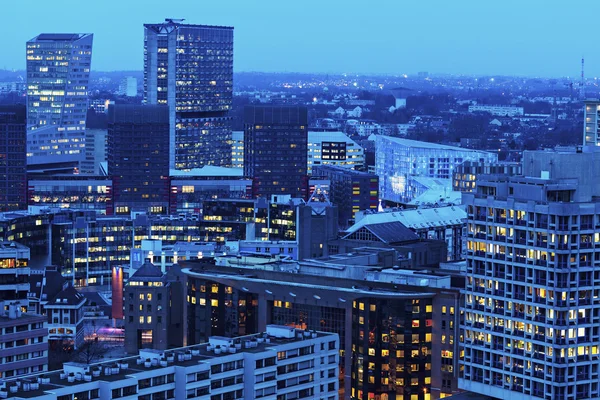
top-left (581, 56), bottom-right (585, 100)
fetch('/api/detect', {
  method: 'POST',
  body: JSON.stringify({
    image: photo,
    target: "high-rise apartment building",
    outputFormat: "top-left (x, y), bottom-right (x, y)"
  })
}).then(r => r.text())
top-left (144, 19), bottom-right (233, 170)
top-left (244, 105), bottom-right (308, 199)
top-left (26, 33), bottom-right (93, 131)
top-left (461, 148), bottom-right (600, 400)
top-left (107, 104), bottom-right (170, 215)
top-left (0, 105), bottom-right (27, 211)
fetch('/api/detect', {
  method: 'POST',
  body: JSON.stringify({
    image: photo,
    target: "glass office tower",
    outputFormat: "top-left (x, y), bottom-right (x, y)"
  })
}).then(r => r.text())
top-left (26, 33), bottom-right (93, 132)
top-left (144, 19), bottom-right (234, 170)
top-left (0, 105), bottom-right (27, 211)
top-left (244, 105), bottom-right (308, 199)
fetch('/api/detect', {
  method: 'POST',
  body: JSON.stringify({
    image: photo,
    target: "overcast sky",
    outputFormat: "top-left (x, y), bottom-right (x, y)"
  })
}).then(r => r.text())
top-left (1, 0), bottom-right (596, 77)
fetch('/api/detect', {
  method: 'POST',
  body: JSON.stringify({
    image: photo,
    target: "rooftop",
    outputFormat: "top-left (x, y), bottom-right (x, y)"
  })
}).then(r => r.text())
top-left (0, 326), bottom-right (333, 398)
top-left (376, 135), bottom-right (495, 154)
top-left (30, 33), bottom-right (92, 42)
top-left (169, 166), bottom-right (243, 177)
top-left (348, 206), bottom-right (466, 235)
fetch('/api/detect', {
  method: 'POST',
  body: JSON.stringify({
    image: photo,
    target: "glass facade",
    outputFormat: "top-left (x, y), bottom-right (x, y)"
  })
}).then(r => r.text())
top-left (144, 20), bottom-right (233, 170)
top-left (26, 33), bottom-right (93, 132)
top-left (107, 105), bottom-right (170, 215)
top-left (375, 136), bottom-right (497, 203)
top-left (244, 105), bottom-right (308, 199)
top-left (351, 297), bottom-right (433, 400)
top-left (0, 105), bottom-right (27, 211)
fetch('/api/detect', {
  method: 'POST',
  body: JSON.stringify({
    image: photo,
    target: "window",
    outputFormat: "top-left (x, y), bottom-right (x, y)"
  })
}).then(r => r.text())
top-left (139, 293), bottom-right (145, 301)
top-left (139, 316), bottom-right (144, 324)
top-left (147, 293), bottom-right (152, 301)
top-left (147, 316), bottom-right (152, 324)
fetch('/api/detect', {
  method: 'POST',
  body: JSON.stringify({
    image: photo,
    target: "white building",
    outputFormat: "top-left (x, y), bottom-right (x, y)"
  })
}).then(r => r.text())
top-left (374, 135), bottom-right (497, 203)
top-left (118, 77), bottom-right (138, 97)
top-left (468, 104), bottom-right (524, 117)
top-left (27, 125), bottom-right (86, 167)
top-left (308, 131), bottom-right (364, 173)
top-left (230, 130), bottom-right (244, 168)
top-left (584, 100), bottom-right (600, 146)
top-left (0, 325), bottom-right (339, 400)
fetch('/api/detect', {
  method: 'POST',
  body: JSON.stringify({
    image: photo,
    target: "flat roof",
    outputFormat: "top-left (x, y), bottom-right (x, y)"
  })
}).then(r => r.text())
top-left (30, 33), bottom-right (91, 42)
top-left (376, 135), bottom-right (495, 154)
top-left (169, 166), bottom-right (243, 177)
top-left (2, 328), bottom-right (333, 397)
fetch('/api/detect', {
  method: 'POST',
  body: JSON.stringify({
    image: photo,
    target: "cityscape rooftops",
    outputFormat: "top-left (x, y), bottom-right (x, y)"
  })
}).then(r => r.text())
top-left (375, 135), bottom-right (495, 153)
top-left (169, 166), bottom-right (243, 177)
top-left (349, 206), bottom-right (466, 235)
top-left (0, 326), bottom-right (334, 399)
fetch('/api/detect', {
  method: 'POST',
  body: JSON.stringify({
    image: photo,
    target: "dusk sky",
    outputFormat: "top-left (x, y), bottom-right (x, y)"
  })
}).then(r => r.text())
top-left (2, 0), bottom-right (598, 77)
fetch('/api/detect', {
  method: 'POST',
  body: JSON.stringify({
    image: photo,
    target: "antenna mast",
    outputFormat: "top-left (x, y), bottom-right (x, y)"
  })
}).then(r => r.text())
top-left (581, 57), bottom-right (585, 100)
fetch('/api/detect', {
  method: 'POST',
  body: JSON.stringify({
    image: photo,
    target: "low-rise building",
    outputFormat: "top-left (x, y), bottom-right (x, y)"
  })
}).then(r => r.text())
top-left (308, 131), bottom-right (364, 173)
top-left (0, 302), bottom-right (48, 380)
top-left (0, 325), bottom-right (339, 400)
top-left (468, 104), bottom-right (524, 117)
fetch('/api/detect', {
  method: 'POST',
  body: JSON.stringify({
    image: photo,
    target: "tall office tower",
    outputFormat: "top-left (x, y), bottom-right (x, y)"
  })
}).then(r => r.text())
top-left (0, 105), bottom-right (27, 211)
top-left (461, 148), bottom-right (600, 400)
top-left (144, 19), bottom-right (234, 170)
top-left (244, 105), bottom-right (308, 199)
top-left (108, 104), bottom-right (170, 215)
top-left (26, 33), bottom-right (93, 131)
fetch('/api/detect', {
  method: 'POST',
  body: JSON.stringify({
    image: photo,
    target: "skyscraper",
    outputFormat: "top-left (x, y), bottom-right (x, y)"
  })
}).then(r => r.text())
top-left (26, 33), bottom-right (93, 131)
top-left (461, 148), bottom-right (600, 400)
top-left (244, 105), bottom-right (308, 199)
top-left (107, 104), bottom-right (170, 215)
top-left (144, 19), bottom-right (233, 170)
top-left (0, 105), bottom-right (27, 211)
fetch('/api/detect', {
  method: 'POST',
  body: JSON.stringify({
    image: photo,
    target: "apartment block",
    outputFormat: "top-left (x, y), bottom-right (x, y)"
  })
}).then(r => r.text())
top-left (0, 325), bottom-right (339, 400)
top-left (461, 148), bottom-right (600, 400)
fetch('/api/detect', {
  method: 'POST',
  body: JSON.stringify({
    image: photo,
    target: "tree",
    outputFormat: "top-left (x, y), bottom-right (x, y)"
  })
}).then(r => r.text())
top-left (75, 335), bottom-right (109, 365)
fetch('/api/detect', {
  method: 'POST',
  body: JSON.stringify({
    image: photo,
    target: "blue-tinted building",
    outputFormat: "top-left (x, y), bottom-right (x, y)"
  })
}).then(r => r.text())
top-left (26, 33), bottom-right (93, 132)
top-left (144, 19), bottom-right (233, 170)
top-left (108, 104), bottom-right (170, 215)
top-left (244, 105), bottom-right (308, 199)
top-left (375, 136), bottom-right (497, 203)
top-left (0, 105), bottom-right (27, 211)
